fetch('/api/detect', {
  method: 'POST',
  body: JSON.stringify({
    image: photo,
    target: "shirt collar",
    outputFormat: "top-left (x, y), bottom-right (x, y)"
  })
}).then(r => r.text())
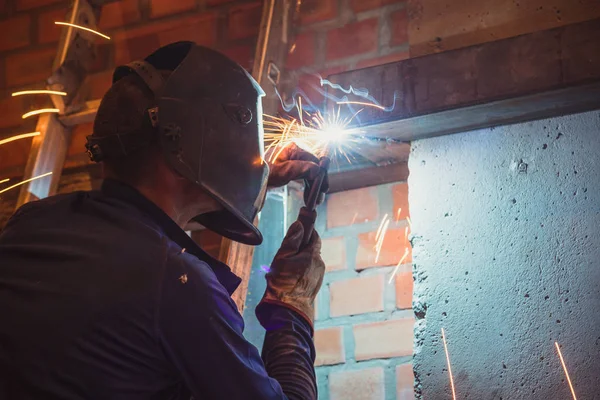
top-left (101, 178), bottom-right (241, 295)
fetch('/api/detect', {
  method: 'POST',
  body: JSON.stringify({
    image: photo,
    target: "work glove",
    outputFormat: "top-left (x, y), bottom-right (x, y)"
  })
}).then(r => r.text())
top-left (267, 143), bottom-right (329, 204)
top-left (258, 220), bottom-right (326, 326)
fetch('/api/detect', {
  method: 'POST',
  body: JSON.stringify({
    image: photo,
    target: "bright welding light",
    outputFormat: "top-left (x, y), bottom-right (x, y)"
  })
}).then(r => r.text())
top-left (320, 122), bottom-right (347, 143)
top-left (54, 22), bottom-right (111, 40)
top-left (12, 90), bottom-right (67, 97)
top-left (22, 108), bottom-right (60, 119)
top-left (0, 132), bottom-right (41, 146)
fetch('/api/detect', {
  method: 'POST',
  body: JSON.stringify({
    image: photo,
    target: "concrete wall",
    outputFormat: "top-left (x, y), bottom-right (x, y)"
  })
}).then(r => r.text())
top-left (408, 110), bottom-right (600, 399)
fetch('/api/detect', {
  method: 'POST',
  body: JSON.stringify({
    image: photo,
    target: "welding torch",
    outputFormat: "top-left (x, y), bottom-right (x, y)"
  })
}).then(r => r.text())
top-left (297, 155), bottom-right (331, 246)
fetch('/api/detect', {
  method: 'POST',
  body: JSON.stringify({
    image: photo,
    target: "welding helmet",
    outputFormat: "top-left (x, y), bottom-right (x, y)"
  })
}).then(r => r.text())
top-left (87, 42), bottom-right (269, 245)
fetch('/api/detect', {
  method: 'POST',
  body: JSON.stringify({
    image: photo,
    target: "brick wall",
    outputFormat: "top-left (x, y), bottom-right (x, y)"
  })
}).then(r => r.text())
top-left (288, 182), bottom-right (414, 400)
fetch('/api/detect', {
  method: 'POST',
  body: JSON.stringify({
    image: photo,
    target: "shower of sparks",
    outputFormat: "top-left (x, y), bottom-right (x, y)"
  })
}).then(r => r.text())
top-left (441, 328), bottom-right (457, 400)
top-left (555, 342), bottom-right (578, 400)
top-left (388, 247), bottom-right (410, 284)
top-left (12, 90), bottom-right (67, 97)
top-left (374, 213), bottom-right (390, 263)
top-left (0, 178), bottom-right (9, 184)
top-left (0, 172), bottom-right (52, 195)
top-left (22, 108), bottom-right (60, 119)
top-left (0, 132), bottom-right (41, 147)
top-left (337, 100), bottom-right (386, 110)
top-left (54, 22), bottom-right (111, 40)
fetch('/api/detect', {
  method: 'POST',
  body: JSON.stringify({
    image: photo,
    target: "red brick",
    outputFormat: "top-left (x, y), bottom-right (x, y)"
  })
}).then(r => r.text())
top-left (5, 47), bottom-right (55, 87)
top-left (396, 363), bottom-right (414, 400)
top-left (326, 18), bottom-right (378, 61)
top-left (115, 33), bottom-right (160, 65)
top-left (321, 236), bottom-right (345, 271)
top-left (356, 227), bottom-right (412, 270)
top-left (0, 15), bottom-right (30, 52)
top-left (150, 0), bottom-right (195, 18)
top-left (0, 129), bottom-right (35, 169)
top-left (220, 44), bottom-right (254, 70)
top-left (99, 0), bottom-right (141, 30)
top-left (114, 11), bottom-right (216, 64)
top-left (156, 13), bottom-right (217, 47)
top-left (353, 318), bottom-right (413, 360)
top-left (355, 51), bottom-right (409, 69)
top-left (286, 31), bottom-right (315, 70)
top-left (299, 0), bottom-right (337, 25)
top-left (390, 9), bottom-right (408, 46)
top-left (326, 186), bottom-right (378, 229)
top-left (350, 0), bottom-right (397, 13)
top-left (329, 368), bottom-right (384, 400)
top-left (38, 8), bottom-right (66, 44)
top-left (330, 275), bottom-right (383, 317)
top-left (86, 70), bottom-right (113, 99)
top-left (391, 182), bottom-right (409, 221)
top-left (314, 327), bottom-right (345, 366)
top-left (395, 271), bottom-right (412, 309)
top-left (0, 96), bottom-right (24, 129)
top-left (228, 2), bottom-right (262, 40)
top-left (16, 0), bottom-right (63, 11)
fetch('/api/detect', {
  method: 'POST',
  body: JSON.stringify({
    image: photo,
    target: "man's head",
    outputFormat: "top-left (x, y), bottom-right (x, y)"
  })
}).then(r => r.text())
top-left (87, 42), bottom-right (269, 244)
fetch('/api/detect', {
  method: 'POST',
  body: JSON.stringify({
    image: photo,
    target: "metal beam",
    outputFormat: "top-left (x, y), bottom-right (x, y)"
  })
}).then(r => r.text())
top-left (329, 18), bottom-right (600, 141)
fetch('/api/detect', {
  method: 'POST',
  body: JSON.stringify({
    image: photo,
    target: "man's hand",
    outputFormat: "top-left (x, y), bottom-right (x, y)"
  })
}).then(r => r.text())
top-left (259, 220), bottom-right (325, 325)
top-left (267, 143), bottom-right (329, 195)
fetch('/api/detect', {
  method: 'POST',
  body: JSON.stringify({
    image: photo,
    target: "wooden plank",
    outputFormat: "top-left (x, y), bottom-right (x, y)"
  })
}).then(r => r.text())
top-left (220, 0), bottom-right (297, 312)
top-left (328, 18), bottom-right (600, 141)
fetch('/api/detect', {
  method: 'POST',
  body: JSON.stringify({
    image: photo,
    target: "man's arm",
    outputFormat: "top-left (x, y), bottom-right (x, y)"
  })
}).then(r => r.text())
top-left (157, 250), bottom-right (316, 399)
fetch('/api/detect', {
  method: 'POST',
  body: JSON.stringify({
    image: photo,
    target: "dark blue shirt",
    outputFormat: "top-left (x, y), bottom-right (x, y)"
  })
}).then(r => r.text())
top-left (0, 179), bottom-right (316, 399)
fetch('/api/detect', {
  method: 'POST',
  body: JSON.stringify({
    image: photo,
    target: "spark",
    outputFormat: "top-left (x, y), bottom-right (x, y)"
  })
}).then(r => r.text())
top-left (12, 90), bottom-right (67, 97)
top-left (406, 216), bottom-right (413, 230)
top-left (555, 342), bottom-right (578, 400)
top-left (0, 172), bottom-right (53, 195)
top-left (0, 132), bottom-right (41, 147)
top-left (0, 178), bottom-right (9, 184)
top-left (289, 43), bottom-right (296, 54)
top-left (395, 207), bottom-right (402, 222)
top-left (441, 328), bottom-right (457, 400)
top-left (374, 214), bottom-right (390, 263)
top-left (337, 100), bottom-right (386, 110)
top-left (350, 212), bottom-right (359, 225)
top-left (22, 108), bottom-right (60, 119)
top-left (54, 22), bottom-right (111, 40)
top-left (388, 247), bottom-right (410, 284)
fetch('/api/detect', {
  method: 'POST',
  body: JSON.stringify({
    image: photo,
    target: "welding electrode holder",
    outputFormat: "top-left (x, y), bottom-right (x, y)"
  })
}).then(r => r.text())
top-left (298, 156), bottom-right (331, 246)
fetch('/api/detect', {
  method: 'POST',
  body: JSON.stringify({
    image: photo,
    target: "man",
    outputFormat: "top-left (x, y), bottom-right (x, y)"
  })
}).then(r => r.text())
top-left (0, 42), bottom-right (327, 399)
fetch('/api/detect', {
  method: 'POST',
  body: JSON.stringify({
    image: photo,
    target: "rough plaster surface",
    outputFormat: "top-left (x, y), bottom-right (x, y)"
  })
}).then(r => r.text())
top-left (408, 111), bottom-right (600, 399)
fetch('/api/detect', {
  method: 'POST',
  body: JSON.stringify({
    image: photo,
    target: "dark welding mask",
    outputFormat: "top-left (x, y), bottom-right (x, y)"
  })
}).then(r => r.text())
top-left (86, 42), bottom-right (269, 245)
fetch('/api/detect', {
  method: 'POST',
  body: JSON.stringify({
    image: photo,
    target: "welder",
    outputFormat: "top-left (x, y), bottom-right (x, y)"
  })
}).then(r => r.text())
top-left (0, 41), bottom-right (328, 399)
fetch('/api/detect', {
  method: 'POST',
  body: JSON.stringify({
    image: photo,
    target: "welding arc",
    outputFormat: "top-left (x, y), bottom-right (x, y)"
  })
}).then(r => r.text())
top-left (54, 22), bottom-right (111, 40)
top-left (0, 132), bottom-right (41, 147)
top-left (555, 342), bottom-right (578, 400)
top-left (0, 172), bottom-right (52, 195)
top-left (441, 328), bottom-right (457, 400)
